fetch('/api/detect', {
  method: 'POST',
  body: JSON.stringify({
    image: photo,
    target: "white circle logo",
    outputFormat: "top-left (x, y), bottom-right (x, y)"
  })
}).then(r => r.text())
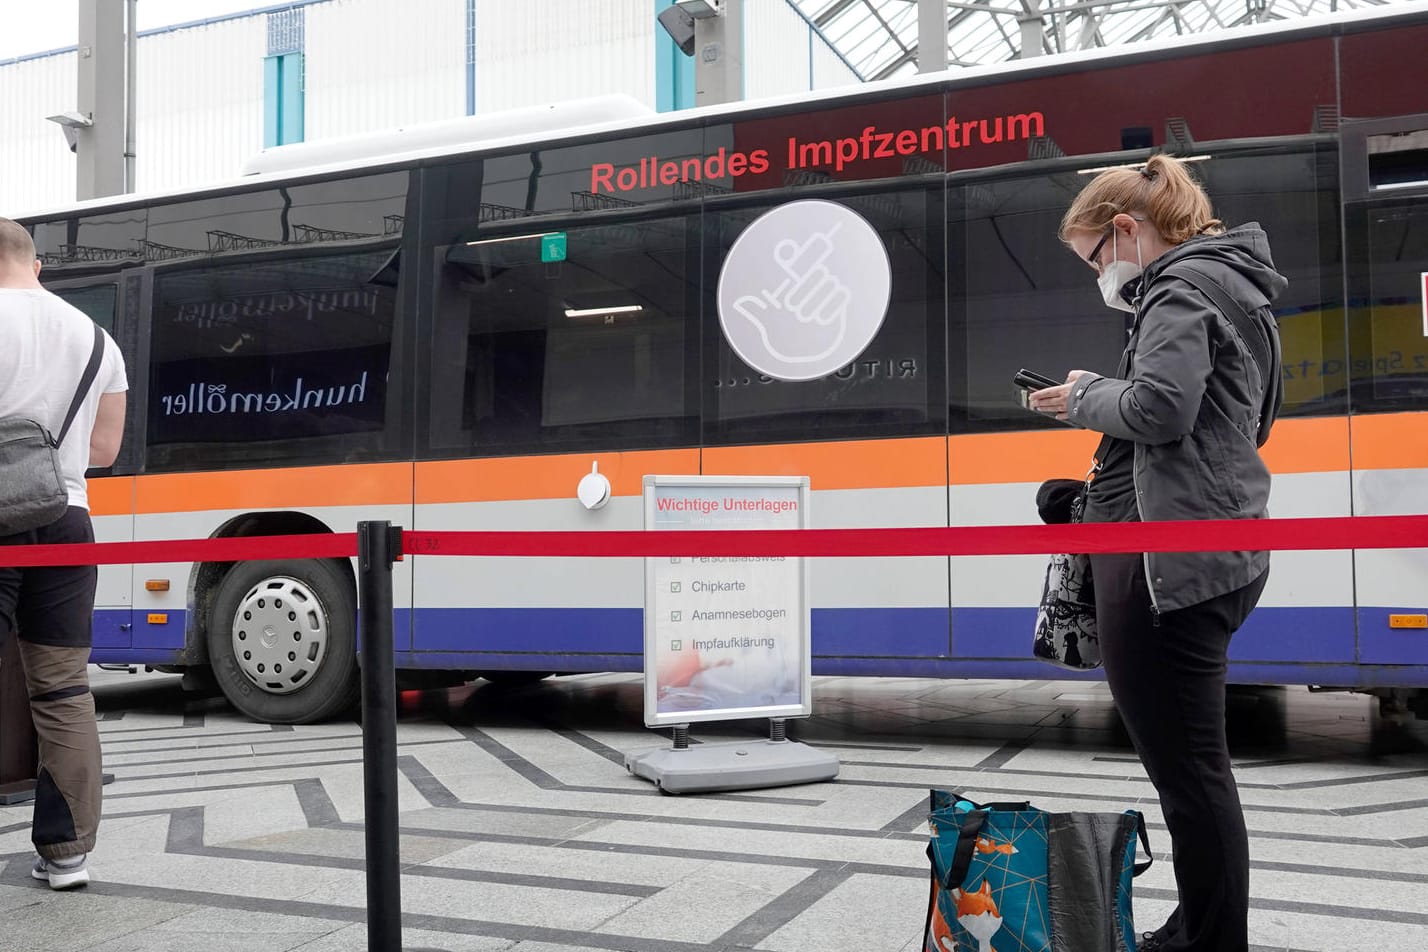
top-left (717, 200), bottom-right (891, 382)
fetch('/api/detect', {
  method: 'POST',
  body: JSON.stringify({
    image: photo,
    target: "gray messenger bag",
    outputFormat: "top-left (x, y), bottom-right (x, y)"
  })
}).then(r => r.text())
top-left (0, 324), bottom-right (104, 537)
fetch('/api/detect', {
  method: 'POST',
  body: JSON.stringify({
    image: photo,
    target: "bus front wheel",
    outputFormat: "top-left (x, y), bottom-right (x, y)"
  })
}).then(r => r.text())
top-left (208, 559), bottom-right (360, 724)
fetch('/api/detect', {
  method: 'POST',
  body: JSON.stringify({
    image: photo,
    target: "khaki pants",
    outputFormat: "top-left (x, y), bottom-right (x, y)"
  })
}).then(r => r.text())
top-left (18, 642), bottom-right (101, 859)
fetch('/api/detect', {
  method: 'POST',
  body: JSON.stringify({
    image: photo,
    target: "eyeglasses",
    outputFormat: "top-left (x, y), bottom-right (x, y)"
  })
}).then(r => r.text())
top-left (1085, 229), bottom-right (1111, 273)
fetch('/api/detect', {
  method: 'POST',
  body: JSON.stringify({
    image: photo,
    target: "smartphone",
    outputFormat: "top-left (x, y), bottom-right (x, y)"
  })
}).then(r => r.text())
top-left (1013, 368), bottom-right (1060, 392)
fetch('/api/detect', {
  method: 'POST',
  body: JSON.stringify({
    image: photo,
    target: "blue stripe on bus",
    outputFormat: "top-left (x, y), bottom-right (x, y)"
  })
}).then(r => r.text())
top-left (405, 607), bottom-right (952, 656)
top-left (1357, 607), bottom-right (1428, 665)
top-left (90, 605), bottom-right (1413, 674)
top-left (950, 606), bottom-right (1357, 663)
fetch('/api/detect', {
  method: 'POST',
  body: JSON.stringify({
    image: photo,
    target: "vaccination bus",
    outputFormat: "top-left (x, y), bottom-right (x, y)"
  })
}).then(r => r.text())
top-left (16, 5), bottom-right (1428, 723)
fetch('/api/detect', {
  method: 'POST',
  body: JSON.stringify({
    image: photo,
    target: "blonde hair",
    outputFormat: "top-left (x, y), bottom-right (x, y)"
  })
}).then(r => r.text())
top-left (0, 217), bottom-right (36, 266)
top-left (1059, 154), bottom-right (1223, 246)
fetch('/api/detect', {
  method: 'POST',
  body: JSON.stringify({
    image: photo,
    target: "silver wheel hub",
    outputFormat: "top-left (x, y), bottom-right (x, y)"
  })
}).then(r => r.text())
top-left (230, 576), bottom-right (328, 695)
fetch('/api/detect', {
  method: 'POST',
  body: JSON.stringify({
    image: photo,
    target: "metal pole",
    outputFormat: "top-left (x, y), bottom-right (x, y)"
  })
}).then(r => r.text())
top-left (693, 0), bottom-right (743, 107)
top-left (125, 0), bottom-right (137, 193)
top-left (918, 0), bottom-right (949, 73)
top-left (359, 521), bottom-right (402, 952)
top-left (76, 0), bottom-right (127, 199)
top-left (1019, 0), bottom-right (1045, 59)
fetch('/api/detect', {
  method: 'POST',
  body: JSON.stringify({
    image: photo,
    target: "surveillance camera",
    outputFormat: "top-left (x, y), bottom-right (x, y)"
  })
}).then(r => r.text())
top-left (45, 111), bottom-right (92, 154)
top-left (657, 5), bottom-right (696, 56)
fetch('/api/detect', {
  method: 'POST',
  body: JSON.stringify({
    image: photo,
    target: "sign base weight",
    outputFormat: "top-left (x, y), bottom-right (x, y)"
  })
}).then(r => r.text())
top-left (625, 738), bottom-right (838, 794)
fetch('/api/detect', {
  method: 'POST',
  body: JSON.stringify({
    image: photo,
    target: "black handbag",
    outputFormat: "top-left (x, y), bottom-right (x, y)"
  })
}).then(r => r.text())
top-left (0, 324), bottom-right (105, 536)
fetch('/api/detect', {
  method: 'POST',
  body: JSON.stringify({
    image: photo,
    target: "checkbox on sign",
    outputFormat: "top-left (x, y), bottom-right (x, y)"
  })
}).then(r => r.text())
top-left (670, 640), bottom-right (682, 651)
top-left (670, 582), bottom-right (681, 593)
top-left (671, 611), bottom-right (682, 622)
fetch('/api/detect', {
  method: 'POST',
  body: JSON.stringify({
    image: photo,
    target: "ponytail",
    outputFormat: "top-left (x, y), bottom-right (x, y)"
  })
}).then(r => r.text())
top-left (1059, 154), bottom-right (1222, 246)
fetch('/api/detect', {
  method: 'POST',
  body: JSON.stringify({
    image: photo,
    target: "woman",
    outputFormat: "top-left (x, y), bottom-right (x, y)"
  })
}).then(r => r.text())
top-left (1028, 153), bottom-right (1285, 952)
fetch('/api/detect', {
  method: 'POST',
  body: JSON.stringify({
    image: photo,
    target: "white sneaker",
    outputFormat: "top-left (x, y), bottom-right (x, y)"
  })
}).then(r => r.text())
top-left (31, 854), bottom-right (89, 890)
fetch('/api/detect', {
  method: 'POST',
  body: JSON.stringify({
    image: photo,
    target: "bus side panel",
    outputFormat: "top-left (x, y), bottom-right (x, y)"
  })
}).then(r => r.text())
top-left (90, 476), bottom-right (135, 653)
top-left (1350, 413), bottom-right (1428, 667)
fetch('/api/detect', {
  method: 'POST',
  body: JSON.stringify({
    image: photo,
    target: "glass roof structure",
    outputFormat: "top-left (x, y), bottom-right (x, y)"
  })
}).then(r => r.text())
top-left (791, 0), bottom-right (1402, 81)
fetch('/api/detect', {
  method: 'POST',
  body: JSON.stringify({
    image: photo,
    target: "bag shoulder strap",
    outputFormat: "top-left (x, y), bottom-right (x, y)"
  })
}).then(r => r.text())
top-left (1162, 262), bottom-right (1279, 444)
top-left (55, 323), bottom-right (105, 448)
top-left (1162, 263), bottom-right (1272, 391)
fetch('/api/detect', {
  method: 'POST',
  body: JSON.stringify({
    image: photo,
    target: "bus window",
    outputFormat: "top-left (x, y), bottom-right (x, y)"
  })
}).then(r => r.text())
top-left (426, 214), bottom-right (699, 457)
top-left (1345, 199), bottom-right (1428, 415)
top-left (31, 210), bottom-right (146, 276)
top-left (1197, 145), bottom-right (1344, 417)
top-left (949, 171), bottom-right (1125, 434)
top-left (950, 143), bottom-right (1344, 429)
top-left (146, 250), bottom-right (399, 472)
top-left (145, 172), bottom-right (408, 260)
top-left (702, 186), bottom-right (945, 446)
top-left (53, 285), bottom-right (117, 335)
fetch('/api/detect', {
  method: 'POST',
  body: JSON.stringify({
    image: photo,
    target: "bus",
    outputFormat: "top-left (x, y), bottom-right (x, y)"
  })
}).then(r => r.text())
top-left (16, 5), bottom-right (1428, 724)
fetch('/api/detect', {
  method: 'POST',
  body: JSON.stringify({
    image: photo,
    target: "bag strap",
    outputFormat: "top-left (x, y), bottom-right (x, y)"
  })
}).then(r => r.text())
top-left (54, 323), bottom-right (105, 449)
top-left (1130, 810), bottom-right (1154, 877)
top-left (1163, 263), bottom-right (1274, 400)
top-left (927, 809), bottom-right (989, 889)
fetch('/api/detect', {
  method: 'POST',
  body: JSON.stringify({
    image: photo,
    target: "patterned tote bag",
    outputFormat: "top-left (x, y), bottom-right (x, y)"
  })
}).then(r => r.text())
top-left (924, 790), bottom-right (1152, 952)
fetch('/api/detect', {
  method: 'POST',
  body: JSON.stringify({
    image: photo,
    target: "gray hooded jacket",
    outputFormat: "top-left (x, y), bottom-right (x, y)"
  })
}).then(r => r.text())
top-left (1066, 223), bottom-right (1287, 613)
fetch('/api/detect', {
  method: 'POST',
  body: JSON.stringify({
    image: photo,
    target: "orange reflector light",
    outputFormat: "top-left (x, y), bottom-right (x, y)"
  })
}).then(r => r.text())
top-left (1389, 614), bottom-right (1427, 629)
top-left (145, 579), bottom-right (170, 592)
top-left (146, 613), bottom-right (169, 625)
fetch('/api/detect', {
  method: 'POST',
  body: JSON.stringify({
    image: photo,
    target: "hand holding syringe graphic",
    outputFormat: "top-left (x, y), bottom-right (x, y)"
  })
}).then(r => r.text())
top-left (730, 221), bottom-right (852, 365)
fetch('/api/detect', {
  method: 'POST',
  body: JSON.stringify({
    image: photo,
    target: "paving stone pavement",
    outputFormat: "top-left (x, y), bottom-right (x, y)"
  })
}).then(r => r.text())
top-left (1, 669), bottom-right (1425, 951)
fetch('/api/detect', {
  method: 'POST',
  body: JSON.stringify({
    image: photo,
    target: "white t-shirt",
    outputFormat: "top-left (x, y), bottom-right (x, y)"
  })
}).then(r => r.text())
top-left (0, 288), bottom-right (128, 511)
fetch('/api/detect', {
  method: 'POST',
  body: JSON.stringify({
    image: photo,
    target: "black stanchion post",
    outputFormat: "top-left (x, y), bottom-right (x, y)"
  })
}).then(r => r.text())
top-left (359, 521), bottom-right (403, 952)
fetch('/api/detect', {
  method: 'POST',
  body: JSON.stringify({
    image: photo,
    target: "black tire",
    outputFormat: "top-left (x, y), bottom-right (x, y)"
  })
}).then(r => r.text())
top-left (208, 558), bottom-right (359, 724)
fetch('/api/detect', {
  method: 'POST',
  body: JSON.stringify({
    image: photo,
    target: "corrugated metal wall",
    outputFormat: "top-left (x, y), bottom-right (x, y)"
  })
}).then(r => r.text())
top-left (746, 2), bottom-right (861, 100)
top-left (810, 28), bottom-right (861, 90)
top-left (746, 0), bottom-right (815, 101)
top-left (0, 53), bottom-right (77, 215)
top-left (137, 17), bottom-right (266, 194)
top-left (307, 0), bottom-right (466, 138)
top-left (474, 0), bottom-right (656, 111)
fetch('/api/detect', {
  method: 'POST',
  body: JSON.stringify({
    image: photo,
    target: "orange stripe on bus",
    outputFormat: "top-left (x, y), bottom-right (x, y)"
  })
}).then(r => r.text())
top-left (949, 416), bottom-right (1355, 486)
top-left (88, 477), bottom-right (134, 518)
top-left (702, 438), bottom-right (946, 491)
top-left (415, 449), bottom-right (700, 504)
top-left (949, 429), bottom-right (1102, 485)
top-left (134, 463), bottom-right (412, 514)
top-left (110, 411), bottom-right (1426, 516)
top-left (1350, 412), bottom-right (1428, 470)
top-left (1261, 417), bottom-right (1350, 474)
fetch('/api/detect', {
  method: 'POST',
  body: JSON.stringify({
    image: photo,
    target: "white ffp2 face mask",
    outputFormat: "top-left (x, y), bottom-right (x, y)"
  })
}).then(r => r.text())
top-left (1097, 229), bottom-right (1143, 313)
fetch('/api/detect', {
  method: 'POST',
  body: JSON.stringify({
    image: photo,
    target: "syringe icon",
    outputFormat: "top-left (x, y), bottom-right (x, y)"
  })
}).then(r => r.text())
top-left (730, 221), bottom-right (851, 365)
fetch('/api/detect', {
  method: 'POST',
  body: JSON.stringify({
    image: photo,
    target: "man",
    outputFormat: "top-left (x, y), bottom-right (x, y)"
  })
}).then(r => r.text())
top-left (0, 217), bottom-right (127, 889)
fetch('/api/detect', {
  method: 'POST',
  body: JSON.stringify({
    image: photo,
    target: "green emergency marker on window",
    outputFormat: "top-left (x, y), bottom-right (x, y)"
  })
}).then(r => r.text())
top-left (541, 232), bottom-right (567, 262)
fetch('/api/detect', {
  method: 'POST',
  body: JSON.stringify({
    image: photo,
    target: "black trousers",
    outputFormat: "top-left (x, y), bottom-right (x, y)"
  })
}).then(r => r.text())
top-left (1090, 553), bottom-right (1267, 952)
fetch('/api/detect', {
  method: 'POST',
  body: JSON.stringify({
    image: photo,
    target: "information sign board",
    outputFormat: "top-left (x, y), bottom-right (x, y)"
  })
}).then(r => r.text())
top-left (642, 475), bottom-right (811, 728)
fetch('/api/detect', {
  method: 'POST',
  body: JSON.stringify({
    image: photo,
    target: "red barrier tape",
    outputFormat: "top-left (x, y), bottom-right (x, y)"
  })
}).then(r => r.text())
top-left (0, 516), bottom-right (1422, 568)
top-left (0, 533), bottom-right (357, 568)
top-left (403, 515), bottom-right (1428, 558)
